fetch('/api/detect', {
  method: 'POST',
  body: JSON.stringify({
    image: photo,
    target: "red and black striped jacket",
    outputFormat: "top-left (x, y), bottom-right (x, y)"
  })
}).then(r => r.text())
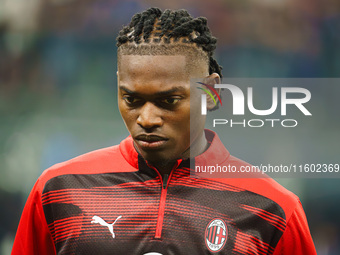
top-left (12, 129), bottom-right (316, 254)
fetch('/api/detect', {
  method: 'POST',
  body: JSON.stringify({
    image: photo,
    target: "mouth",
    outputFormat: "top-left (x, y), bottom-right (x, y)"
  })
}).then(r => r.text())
top-left (134, 134), bottom-right (169, 150)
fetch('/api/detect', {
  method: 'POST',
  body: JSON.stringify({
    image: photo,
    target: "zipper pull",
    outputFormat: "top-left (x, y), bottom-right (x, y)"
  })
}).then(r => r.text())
top-left (162, 174), bottom-right (169, 189)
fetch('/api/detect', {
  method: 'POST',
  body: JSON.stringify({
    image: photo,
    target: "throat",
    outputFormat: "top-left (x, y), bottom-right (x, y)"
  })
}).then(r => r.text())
top-left (149, 159), bottom-right (177, 177)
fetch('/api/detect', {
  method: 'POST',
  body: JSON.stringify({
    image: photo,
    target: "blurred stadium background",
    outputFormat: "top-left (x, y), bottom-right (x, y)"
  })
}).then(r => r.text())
top-left (0, 0), bottom-right (339, 254)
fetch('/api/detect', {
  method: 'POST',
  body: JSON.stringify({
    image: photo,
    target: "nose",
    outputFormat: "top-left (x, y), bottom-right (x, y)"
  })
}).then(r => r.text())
top-left (137, 102), bottom-right (163, 129)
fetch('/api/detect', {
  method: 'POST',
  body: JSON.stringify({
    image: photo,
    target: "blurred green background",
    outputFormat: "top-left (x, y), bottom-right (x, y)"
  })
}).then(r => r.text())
top-left (0, 0), bottom-right (339, 254)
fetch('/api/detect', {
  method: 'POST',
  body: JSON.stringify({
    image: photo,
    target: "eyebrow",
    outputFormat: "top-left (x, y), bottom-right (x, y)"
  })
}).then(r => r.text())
top-left (119, 85), bottom-right (186, 96)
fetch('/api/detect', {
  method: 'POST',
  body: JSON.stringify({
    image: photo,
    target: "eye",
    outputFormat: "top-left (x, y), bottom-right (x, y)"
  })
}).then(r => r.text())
top-left (123, 96), bottom-right (142, 105)
top-left (160, 97), bottom-right (181, 105)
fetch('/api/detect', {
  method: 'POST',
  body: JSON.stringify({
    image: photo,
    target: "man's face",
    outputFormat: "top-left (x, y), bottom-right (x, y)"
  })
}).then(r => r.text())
top-left (117, 54), bottom-right (207, 164)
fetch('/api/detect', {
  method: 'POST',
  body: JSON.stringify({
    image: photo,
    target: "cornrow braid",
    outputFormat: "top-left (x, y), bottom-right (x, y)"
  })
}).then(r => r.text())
top-left (116, 7), bottom-right (223, 78)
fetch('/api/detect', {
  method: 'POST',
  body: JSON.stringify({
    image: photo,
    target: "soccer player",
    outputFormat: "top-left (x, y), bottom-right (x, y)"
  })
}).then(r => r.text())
top-left (12, 7), bottom-right (317, 255)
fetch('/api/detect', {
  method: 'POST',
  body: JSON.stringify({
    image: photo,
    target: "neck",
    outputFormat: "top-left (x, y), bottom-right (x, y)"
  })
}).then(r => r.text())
top-left (181, 130), bottom-right (208, 159)
top-left (150, 160), bottom-right (178, 177)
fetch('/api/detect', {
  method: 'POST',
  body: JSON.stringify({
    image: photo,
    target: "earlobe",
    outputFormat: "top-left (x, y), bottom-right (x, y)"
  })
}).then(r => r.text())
top-left (202, 73), bottom-right (221, 111)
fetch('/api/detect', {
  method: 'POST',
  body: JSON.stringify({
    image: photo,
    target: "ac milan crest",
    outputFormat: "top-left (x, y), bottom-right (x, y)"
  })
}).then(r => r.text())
top-left (205, 218), bottom-right (228, 252)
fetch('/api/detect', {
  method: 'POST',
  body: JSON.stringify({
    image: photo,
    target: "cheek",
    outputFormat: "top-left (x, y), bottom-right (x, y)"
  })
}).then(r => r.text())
top-left (171, 106), bottom-right (192, 133)
top-left (118, 102), bottom-right (135, 127)
top-left (118, 101), bottom-right (127, 121)
top-left (118, 98), bottom-right (124, 114)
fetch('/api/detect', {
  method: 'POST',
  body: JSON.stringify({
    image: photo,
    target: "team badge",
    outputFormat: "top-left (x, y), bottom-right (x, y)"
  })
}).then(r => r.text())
top-left (205, 218), bottom-right (228, 252)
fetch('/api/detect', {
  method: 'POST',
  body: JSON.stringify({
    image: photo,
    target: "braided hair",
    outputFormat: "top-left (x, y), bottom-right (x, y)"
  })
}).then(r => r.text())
top-left (116, 7), bottom-right (223, 78)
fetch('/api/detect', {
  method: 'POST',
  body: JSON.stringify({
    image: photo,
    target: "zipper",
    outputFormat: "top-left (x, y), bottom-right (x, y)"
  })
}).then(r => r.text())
top-left (154, 174), bottom-right (169, 239)
top-left (162, 174), bottom-right (168, 189)
top-left (153, 159), bottom-right (182, 239)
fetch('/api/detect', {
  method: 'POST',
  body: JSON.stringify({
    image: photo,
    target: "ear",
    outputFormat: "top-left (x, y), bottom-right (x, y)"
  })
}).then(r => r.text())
top-left (202, 73), bottom-right (221, 111)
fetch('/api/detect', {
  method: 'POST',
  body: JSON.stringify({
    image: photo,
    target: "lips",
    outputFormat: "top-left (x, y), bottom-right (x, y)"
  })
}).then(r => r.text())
top-left (134, 134), bottom-right (169, 149)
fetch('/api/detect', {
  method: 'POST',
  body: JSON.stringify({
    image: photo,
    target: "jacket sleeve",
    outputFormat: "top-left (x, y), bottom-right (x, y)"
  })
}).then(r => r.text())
top-left (11, 179), bottom-right (56, 255)
top-left (272, 200), bottom-right (317, 255)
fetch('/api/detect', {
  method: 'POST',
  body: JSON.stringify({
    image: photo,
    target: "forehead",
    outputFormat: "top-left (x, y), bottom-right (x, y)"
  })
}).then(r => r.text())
top-left (118, 55), bottom-right (188, 82)
top-left (118, 55), bottom-right (192, 95)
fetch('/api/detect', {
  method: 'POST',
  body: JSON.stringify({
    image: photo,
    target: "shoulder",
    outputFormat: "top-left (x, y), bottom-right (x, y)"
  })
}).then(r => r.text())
top-left (37, 138), bottom-right (137, 191)
top-left (196, 130), bottom-right (300, 221)
top-left (206, 154), bottom-right (300, 222)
